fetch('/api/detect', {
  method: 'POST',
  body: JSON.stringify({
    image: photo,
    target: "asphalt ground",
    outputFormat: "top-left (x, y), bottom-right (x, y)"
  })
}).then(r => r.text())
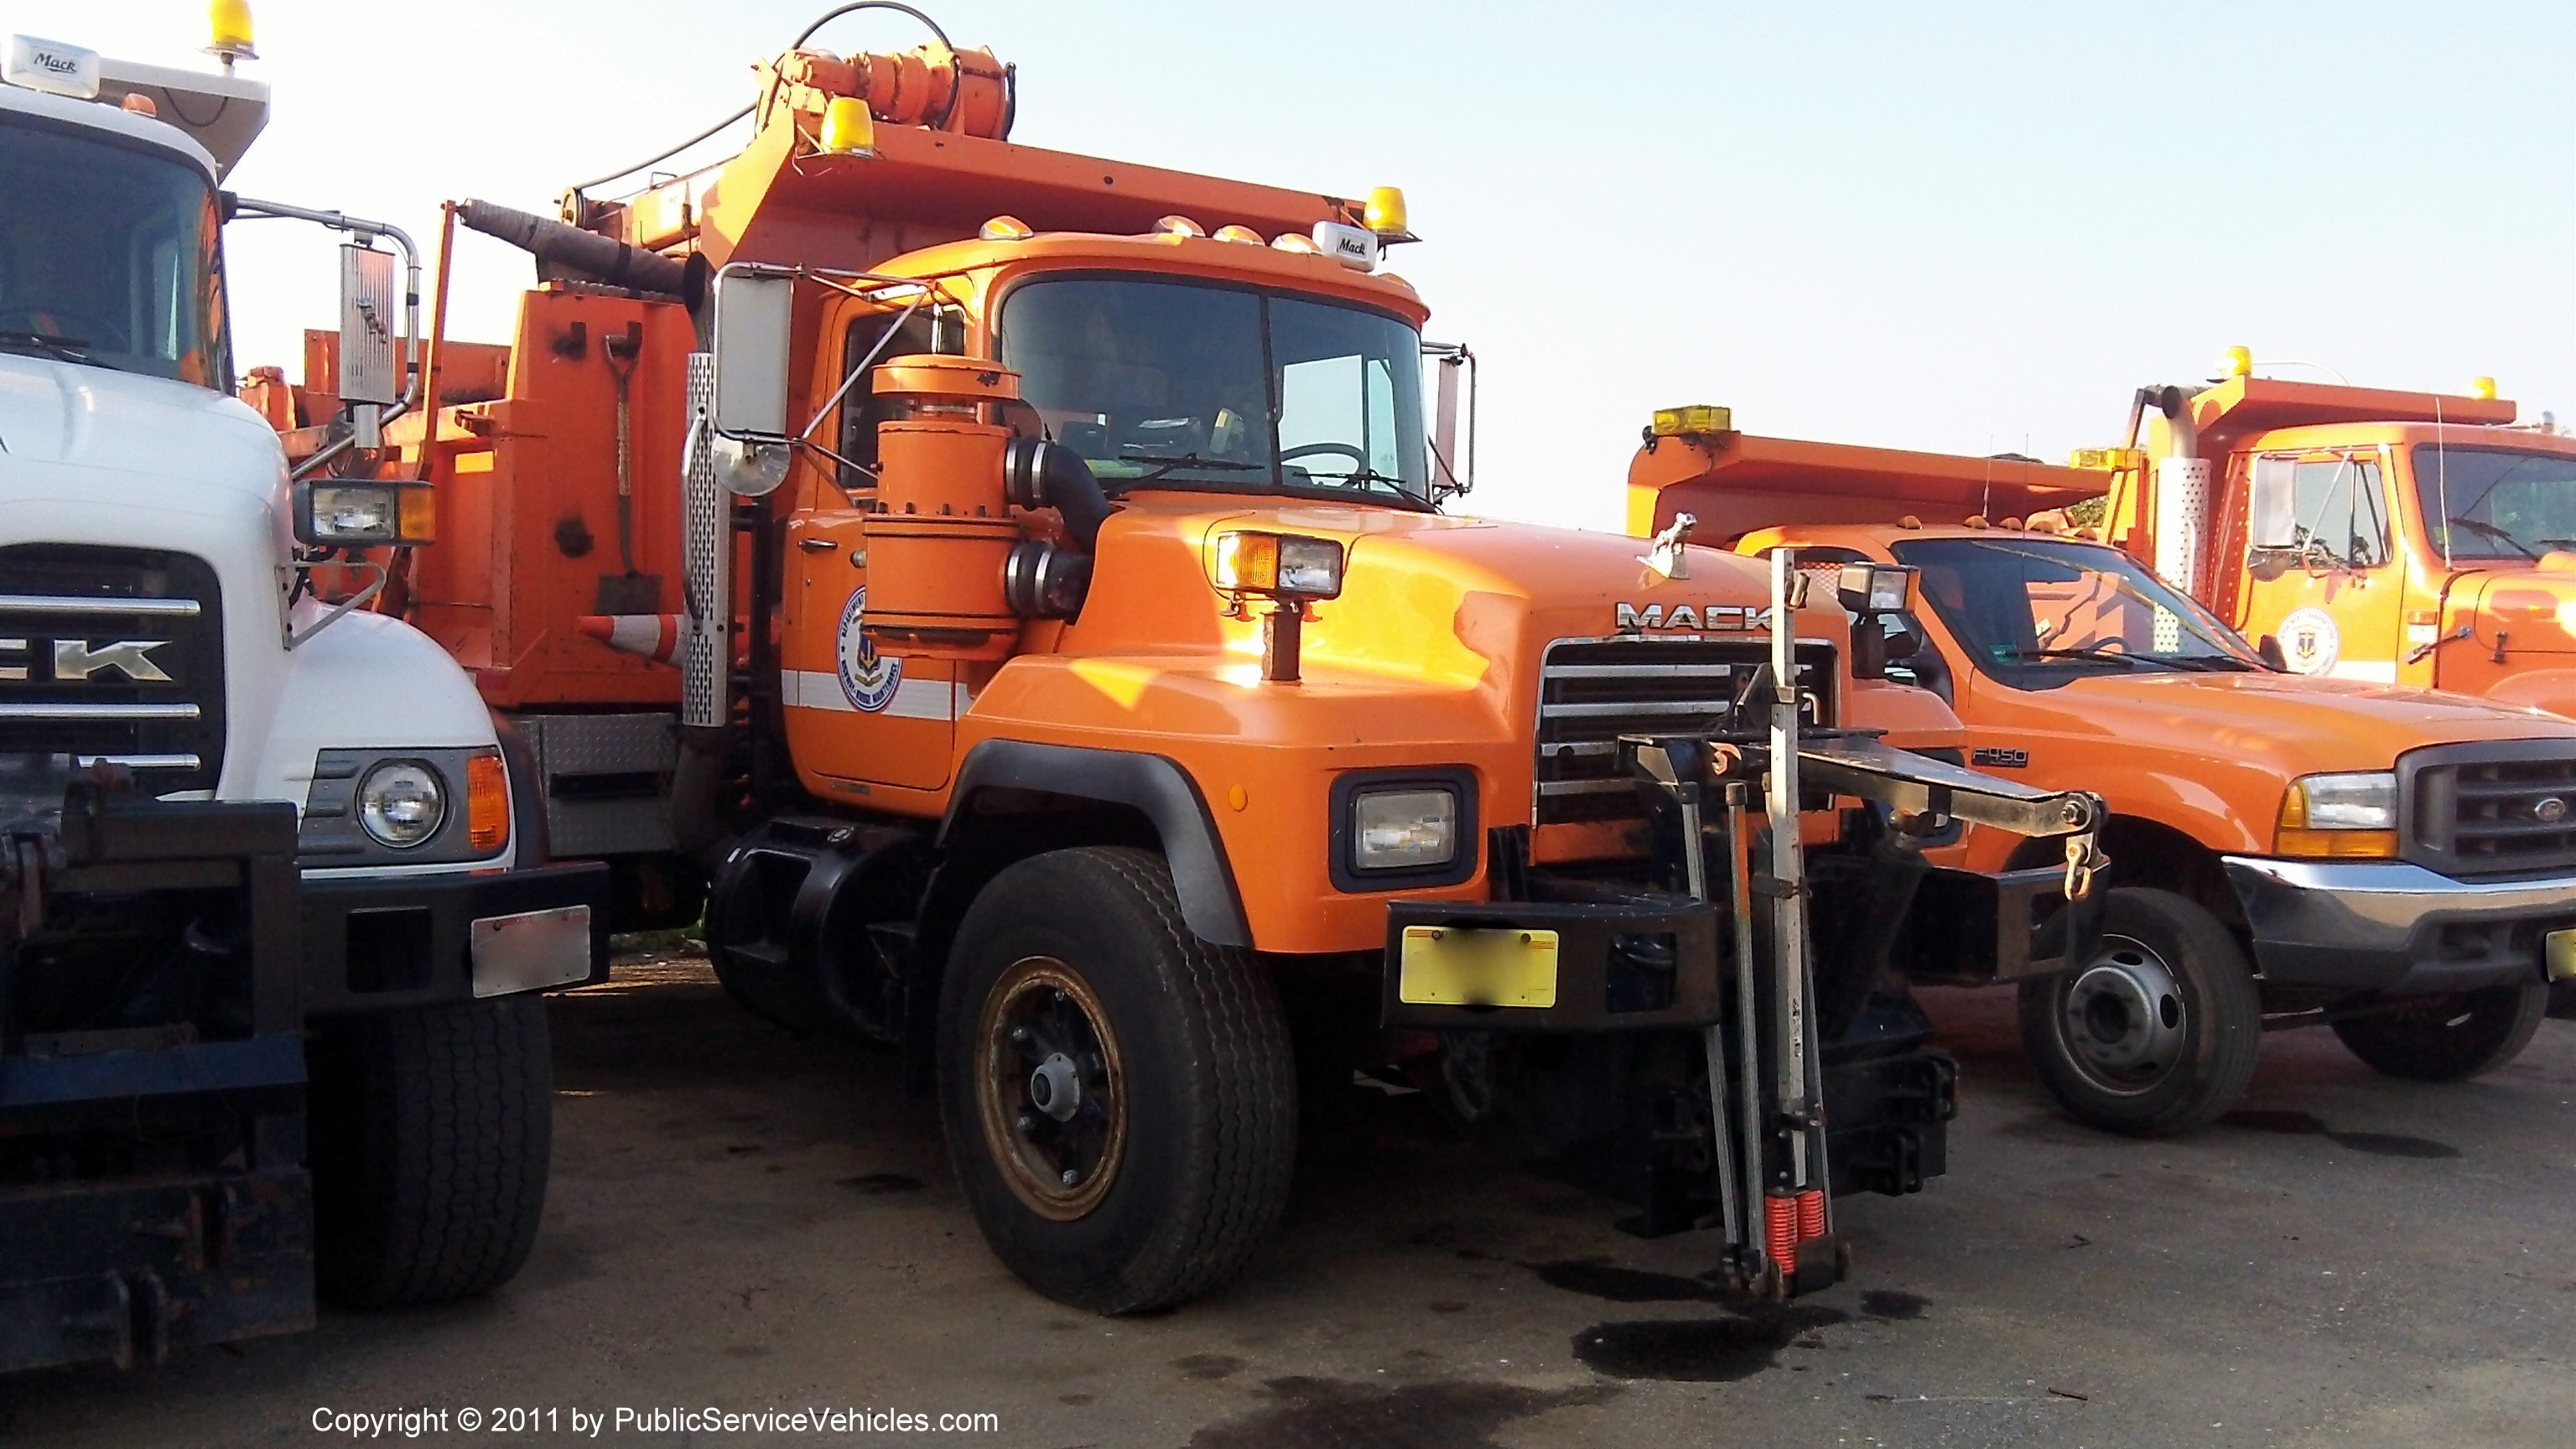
top-left (5, 952), bottom-right (2573, 1448)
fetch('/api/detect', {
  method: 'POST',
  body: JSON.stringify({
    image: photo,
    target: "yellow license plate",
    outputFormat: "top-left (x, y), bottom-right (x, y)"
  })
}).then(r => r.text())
top-left (1398, 926), bottom-right (1560, 1008)
top-left (2547, 929), bottom-right (2576, 983)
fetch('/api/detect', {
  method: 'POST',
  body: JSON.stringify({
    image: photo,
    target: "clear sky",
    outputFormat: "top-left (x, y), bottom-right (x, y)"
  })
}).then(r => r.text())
top-left (21, 1), bottom-right (2574, 531)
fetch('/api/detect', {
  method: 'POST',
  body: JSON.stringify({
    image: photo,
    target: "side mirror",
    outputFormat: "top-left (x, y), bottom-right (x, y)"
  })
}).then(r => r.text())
top-left (2257, 634), bottom-right (2288, 671)
top-left (1424, 342), bottom-right (1474, 499)
top-left (710, 267), bottom-right (794, 440)
top-left (338, 242), bottom-right (400, 446)
top-left (1849, 614), bottom-right (1922, 680)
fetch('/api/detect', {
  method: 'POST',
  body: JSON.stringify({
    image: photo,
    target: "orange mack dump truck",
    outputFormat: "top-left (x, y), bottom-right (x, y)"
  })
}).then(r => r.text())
top-left (258, 9), bottom-right (2111, 1311)
top-left (1630, 415), bottom-right (2576, 1135)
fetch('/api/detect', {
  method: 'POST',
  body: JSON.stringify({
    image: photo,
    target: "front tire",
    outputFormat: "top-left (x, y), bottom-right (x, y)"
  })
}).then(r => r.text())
top-left (937, 847), bottom-right (1296, 1314)
top-left (2331, 982), bottom-right (2549, 1082)
top-left (307, 995), bottom-right (554, 1307)
top-left (2017, 887), bottom-right (2262, 1136)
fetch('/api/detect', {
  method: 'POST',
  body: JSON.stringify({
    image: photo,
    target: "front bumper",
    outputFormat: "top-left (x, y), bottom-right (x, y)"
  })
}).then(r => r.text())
top-left (299, 862), bottom-right (610, 1016)
top-left (2221, 856), bottom-right (2576, 995)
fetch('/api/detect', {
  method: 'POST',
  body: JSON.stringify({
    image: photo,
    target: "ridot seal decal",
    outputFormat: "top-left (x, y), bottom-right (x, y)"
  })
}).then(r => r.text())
top-left (837, 588), bottom-right (901, 712)
top-left (2278, 606), bottom-right (2340, 676)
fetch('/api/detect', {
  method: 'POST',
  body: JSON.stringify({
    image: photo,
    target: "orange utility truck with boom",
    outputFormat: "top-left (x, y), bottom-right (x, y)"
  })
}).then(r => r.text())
top-left (2075, 352), bottom-right (2576, 1014)
top-left (1630, 416), bottom-right (2576, 1135)
top-left (267, 8), bottom-right (2107, 1311)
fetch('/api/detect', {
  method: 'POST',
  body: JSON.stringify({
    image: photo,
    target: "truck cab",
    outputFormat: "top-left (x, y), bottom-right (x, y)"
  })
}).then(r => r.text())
top-left (1631, 415), bottom-right (2576, 1135)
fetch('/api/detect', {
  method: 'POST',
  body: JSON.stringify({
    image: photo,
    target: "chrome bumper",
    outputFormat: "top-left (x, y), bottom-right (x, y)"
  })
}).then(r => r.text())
top-left (2220, 856), bottom-right (2576, 995)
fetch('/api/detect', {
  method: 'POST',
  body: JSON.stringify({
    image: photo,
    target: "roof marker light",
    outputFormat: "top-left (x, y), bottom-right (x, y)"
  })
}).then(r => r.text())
top-left (1213, 224), bottom-right (1263, 245)
top-left (1270, 232), bottom-right (1320, 254)
top-left (1153, 215), bottom-right (1206, 239)
top-left (979, 215), bottom-right (1033, 242)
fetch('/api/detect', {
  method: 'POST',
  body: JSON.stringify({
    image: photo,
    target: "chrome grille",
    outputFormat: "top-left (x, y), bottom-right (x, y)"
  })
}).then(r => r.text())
top-left (2411, 745), bottom-right (2576, 876)
top-left (0, 546), bottom-right (225, 793)
top-left (1535, 636), bottom-right (1832, 824)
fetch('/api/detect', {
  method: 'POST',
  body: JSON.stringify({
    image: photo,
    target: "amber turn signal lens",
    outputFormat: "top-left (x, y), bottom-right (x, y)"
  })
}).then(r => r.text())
top-left (2272, 828), bottom-right (2397, 860)
top-left (466, 752), bottom-right (511, 855)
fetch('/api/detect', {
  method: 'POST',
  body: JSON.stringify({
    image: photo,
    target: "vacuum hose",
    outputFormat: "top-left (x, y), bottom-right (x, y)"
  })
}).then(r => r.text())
top-left (456, 199), bottom-right (689, 299)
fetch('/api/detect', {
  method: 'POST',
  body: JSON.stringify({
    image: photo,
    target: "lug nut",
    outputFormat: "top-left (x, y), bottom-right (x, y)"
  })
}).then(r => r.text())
top-left (1060, 1167), bottom-right (1079, 1187)
top-left (1015, 1114), bottom-right (1037, 1135)
top-left (1010, 1026), bottom-right (1030, 1044)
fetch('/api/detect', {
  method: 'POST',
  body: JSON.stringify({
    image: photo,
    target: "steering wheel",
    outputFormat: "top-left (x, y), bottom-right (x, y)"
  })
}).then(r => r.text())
top-left (0, 306), bottom-right (127, 352)
top-left (1280, 442), bottom-right (1368, 469)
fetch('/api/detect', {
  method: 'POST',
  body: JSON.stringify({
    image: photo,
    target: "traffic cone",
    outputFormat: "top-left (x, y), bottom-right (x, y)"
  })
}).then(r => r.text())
top-left (579, 614), bottom-right (684, 665)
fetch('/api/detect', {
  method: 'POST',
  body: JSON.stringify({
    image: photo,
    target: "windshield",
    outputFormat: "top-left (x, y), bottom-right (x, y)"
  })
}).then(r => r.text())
top-left (0, 118), bottom-right (226, 387)
top-left (1893, 535), bottom-right (2266, 685)
top-left (998, 274), bottom-right (1429, 503)
top-left (2410, 446), bottom-right (2576, 561)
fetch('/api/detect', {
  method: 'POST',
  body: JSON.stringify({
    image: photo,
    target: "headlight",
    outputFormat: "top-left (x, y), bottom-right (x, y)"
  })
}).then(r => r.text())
top-left (357, 760), bottom-right (447, 849)
top-left (1213, 531), bottom-right (1344, 600)
top-left (2277, 771), bottom-right (2398, 858)
top-left (1352, 787), bottom-right (1458, 871)
top-left (294, 480), bottom-right (435, 546)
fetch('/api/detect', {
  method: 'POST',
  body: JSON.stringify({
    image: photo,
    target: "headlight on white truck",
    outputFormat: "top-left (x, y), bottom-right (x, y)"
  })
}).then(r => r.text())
top-left (294, 480), bottom-right (435, 547)
top-left (2277, 771), bottom-right (2398, 858)
top-left (357, 760), bottom-right (447, 848)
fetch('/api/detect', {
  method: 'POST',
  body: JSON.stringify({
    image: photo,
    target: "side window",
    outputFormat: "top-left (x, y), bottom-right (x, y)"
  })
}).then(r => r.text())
top-left (834, 305), bottom-right (962, 491)
top-left (2250, 453), bottom-right (2387, 566)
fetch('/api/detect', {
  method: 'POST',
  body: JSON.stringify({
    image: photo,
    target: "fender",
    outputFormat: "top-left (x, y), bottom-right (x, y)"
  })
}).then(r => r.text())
top-left (941, 740), bottom-right (1251, 947)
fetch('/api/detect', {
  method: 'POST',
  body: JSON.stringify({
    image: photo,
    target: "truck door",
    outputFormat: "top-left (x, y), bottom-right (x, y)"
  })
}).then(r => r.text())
top-left (2235, 449), bottom-right (2402, 682)
top-left (776, 305), bottom-right (973, 795)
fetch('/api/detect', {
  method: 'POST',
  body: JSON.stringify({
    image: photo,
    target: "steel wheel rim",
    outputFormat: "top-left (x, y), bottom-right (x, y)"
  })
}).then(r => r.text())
top-left (2057, 933), bottom-right (2189, 1093)
top-left (976, 956), bottom-right (1126, 1221)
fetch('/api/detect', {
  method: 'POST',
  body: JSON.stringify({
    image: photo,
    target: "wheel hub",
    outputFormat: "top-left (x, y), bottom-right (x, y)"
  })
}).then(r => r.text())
top-left (976, 958), bottom-right (1125, 1221)
top-left (2061, 937), bottom-right (2188, 1083)
top-left (1030, 1052), bottom-right (1083, 1122)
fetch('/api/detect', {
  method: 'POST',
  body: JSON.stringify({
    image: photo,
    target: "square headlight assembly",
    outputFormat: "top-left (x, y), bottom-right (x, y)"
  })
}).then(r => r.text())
top-left (1352, 787), bottom-right (1458, 872)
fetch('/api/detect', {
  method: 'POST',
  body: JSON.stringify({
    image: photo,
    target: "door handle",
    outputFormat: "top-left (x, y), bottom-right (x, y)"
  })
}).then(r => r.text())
top-left (797, 538), bottom-right (839, 552)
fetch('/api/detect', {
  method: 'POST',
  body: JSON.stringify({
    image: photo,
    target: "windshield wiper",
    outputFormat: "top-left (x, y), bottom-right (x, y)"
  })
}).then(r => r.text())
top-left (1123, 452), bottom-right (1265, 483)
top-left (1299, 467), bottom-right (1438, 512)
top-left (2448, 514), bottom-right (2540, 559)
top-left (0, 330), bottom-right (91, 363)
top-left (2009, 645), bottom-right (2218, 672)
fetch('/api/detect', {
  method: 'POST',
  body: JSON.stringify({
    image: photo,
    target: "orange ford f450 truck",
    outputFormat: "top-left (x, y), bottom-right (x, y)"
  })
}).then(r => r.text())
top-left (253, 9), bottom-right (2108, 1312)
top-left (1629, 413), bottom-right (2576, 1135)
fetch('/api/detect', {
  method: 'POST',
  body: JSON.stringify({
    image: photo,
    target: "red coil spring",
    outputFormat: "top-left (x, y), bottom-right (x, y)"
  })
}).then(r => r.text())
top-left (1765, 1193), bottom-right (1798, 1267)
top-left (1797, 1188), bottom-right (1826, 1242)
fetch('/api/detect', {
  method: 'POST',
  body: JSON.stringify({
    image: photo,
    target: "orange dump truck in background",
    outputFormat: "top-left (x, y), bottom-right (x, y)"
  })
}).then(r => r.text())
top-left (2074, 355), bottom-right (2576, 1017)
top-left (253, 11), bottom-right (2114, 1311)
top-left (1630, 412), bottom-right (2576, 1135)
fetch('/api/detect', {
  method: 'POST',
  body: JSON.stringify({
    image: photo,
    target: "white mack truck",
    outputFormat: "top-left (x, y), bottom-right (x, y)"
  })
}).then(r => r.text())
top-left (0, 23), bottom-right (602, 1372)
